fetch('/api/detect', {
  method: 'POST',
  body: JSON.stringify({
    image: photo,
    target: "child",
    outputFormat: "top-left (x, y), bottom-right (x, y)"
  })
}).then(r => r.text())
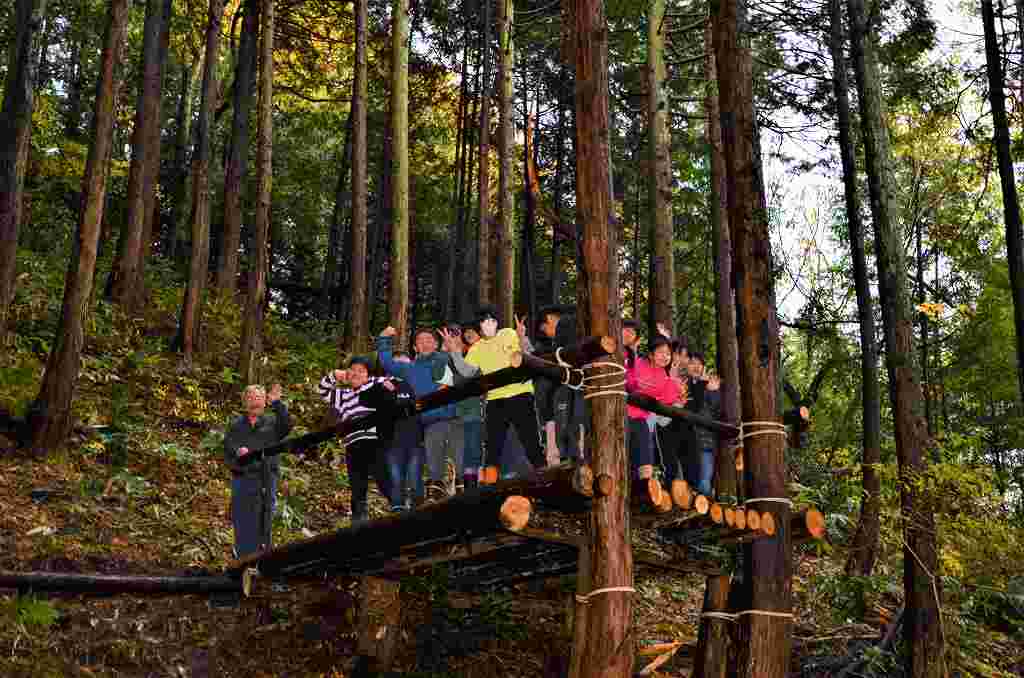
top-left (625, 336), bottom-right (687, 480)
top-left (382, 353), bottom-right (425, 510)
top-left (318, 357), bottom-right (407, 525)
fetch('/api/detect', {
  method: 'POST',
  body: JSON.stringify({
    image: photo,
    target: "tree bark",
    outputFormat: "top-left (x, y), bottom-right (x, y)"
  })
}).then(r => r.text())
top-left (107, 0), bottom-right (170, 306)
top-left (569, 0), bottom-right (632, 674)
top-left (521, 108), bottom-right (538, 325)
top-left (346, 2), bottom-right (370, 350)
top-left (323, 110), bottom-right (353, 321)
top-left (549, 87), bottom-right (566, 306)
top-left (983, 0), bottom-right (1024, 407)
top-left (389, 0), bottom-right (410, 349)
top-left (648, 0), bottom-right (674, 334)
top-left (215, 0), bottom-right (259, 293)
top-left (445, 17), bottom-right (471, 322)
top-left (829, 0), bottom-right (881, 580)
top-left (63, 0), bottom-right (88, 139)
top-left (497, 0), bottom-right (515, 324)
top-left (477, 0), bottom-right (493, 308)
top-left (0, 0), bottom-right (48, 343)
top-left (177, 0), bottom-right (226, 365)
top-left (27, 0), bottom-right (131, 451)
top-left (238, 0), bottom-right (273, 385)
top-left (694, 18), bottom-right (738, 678)
top-left (848, 0), bottom-right (944, 674)
top-left (713, 0), bottom-right (792, 676)
top-left (167, 58), bottom-right (201, 263)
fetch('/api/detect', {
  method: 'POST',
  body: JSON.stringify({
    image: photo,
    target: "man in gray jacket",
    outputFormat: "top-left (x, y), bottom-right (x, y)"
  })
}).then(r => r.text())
top-left (224, 383), bottom-right (292, 558)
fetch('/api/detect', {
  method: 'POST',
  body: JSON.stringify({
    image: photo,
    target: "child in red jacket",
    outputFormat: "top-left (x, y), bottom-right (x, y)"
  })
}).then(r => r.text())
top-left (626, 336), bottom-right (687, 479)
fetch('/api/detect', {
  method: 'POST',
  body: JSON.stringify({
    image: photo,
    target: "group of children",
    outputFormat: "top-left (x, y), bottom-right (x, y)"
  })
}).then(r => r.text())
top-left (316, 307), bottom-right (724, 526)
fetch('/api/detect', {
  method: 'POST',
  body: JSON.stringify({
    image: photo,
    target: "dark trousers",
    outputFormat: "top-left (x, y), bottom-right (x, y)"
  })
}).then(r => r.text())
top-left (554, 387), bottom-right (586, 463)
top-left (231, 472), bottom-right (277, 558)
top-left (346, 439), bottom-right (390, 518)
top-left (627, 417), bottom-right (654, 476)
top-left (484, 393), bottom-right (545, 470)
top-left (656, 420), bottom-right (687, 484)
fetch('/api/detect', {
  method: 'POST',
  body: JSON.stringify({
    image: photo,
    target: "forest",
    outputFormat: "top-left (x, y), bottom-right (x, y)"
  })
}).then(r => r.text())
top-left (1, 0), bottom-right (1024, 676)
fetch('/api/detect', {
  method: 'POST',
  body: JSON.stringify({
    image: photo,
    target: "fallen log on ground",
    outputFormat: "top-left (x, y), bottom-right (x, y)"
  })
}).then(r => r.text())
top-left (0, 571), bottom-right (241, 596)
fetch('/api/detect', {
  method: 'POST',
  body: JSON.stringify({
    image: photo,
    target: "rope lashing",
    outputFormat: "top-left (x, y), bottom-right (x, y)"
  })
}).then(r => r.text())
top-left (581, 361), bottom-right (627, 400)
top-left (700, 609), bottom-right (795, 622)
top-left (575, 586), bottom-right (636, 605)
top-left (738, 420), bottom-right (788, 442)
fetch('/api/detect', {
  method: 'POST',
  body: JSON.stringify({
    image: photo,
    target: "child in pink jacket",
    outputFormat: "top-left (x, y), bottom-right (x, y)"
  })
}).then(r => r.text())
top-left (626, 336), bottom-right (687, 479)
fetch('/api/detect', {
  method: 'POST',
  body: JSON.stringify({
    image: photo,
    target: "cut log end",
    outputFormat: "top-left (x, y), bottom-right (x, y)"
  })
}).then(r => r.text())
top-left (499, 496), bottom-right (532, 532)
top-left (746, 509), bottom-right (761, 531)
top-left (694, 494), bottom-right (710, 515)
top-left (633, 477), bottom-right (662, 507)
top-left (670, 479), bottom-right (691, 509)
top-left (655, 491), bottom-right (673, 514)
top-left (802, 508), bottom-right (826, 539)
top-left (734, 507), bottom-right (747, 530)
top-left (709, 503), bottom-right (724, 524)
top-left (572, 465), bottom-right (595, 498)
top-left (724, 506), bottom-right (736, 527)
top-left (594, 473), bottom-right (615, 497)
top-left (760, 511), bottom-right (776, 536)
top-left (734, 447), bottom-right (744, 471)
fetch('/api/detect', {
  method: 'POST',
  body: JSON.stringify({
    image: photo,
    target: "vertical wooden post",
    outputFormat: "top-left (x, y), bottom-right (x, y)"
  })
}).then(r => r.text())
top-left (713, 0), bottom-right (792, 676)
top-left (568, 534), bottom-right (591, 678)
top-left (571, 0), bottom-right (632, 675)
top-left (356, 577), bottom-right (403, 672)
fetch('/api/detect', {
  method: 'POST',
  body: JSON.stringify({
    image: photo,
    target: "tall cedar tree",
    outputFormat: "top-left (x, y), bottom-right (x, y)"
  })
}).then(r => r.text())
top-left (0, 0), bottom-right (48, 342)
top-left (345, 0), bottom-right (370, 353)
top-left (847, 0), bottom-right (945, 673)
top-left (694, 18), bottom-right (737, 678)
top-left (982, 0), bottom-right (1024, 406)
top-left (567, 0), bottom-right (632, 675)
top-left (648, 0), bottom-right (675, 335)
top-left (217, 0), bottom-right (260, 293)
top-left (830, 0), bottom-right (882, 579)
top-left (322, 110), bottom-right (353, 319)
top-left (477, 0), bottom-right (492, 308)
top-left (108, 0), bottom-right (171, 307)
top-left (389, 0), bottom-right (410, 348)
top-left (28, 0), bottom-right (131, 451)
top-left (497, 0), bottom-right (515, 324)
top-left (177, 0), bottom-right (226, 365)
top-left (167, 59), bottom-right (201, 261)
top-left (713, 0), bottom-right (793, 675)
top-left (238, 0), bottom-right (274, 384)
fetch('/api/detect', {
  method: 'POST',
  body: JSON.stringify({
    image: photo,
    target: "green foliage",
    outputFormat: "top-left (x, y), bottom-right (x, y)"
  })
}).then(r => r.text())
top-left (0, 596), bottom-right (60, 630)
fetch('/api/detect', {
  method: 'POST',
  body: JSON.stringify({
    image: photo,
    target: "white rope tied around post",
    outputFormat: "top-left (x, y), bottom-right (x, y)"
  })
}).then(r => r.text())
top-left (575, 586), bottom-right (636, 605)
top-left (738, 420), bottom-right (788, 442)
top-left (744, 497), bottom-right (794, 508)
top-left (700, 609), bottom-right (795, 622)
top-left (581, 361), bottom-right (627, 400)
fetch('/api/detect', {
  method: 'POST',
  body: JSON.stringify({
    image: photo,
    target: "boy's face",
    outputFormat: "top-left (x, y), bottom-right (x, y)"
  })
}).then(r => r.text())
top-left (480, 318), bottom-right (498, 338)
top-left (687, 358), bottom-right (704, 378)
top-left (349, 363), bottom-right (370, 388)
top-left (540, 313), bottom-right (560, 338)
top-left (622, 326), bottom-right (637, 348)
top-left (414, 331), bottom-right (438, 355)
top-left (244, 390), bottom-right (267, 417)
top-left (463, 328), bottom-right (480, 346)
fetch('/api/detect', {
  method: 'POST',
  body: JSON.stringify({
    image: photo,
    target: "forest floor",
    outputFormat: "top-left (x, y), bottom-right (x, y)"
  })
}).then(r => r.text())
top-left (1, 284), bottom-right (1022, 677)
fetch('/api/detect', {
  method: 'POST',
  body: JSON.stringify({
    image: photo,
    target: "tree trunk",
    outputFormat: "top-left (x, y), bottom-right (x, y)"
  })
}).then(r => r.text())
top-left (323, 110), bottom-right (353, 321)
top-left (694, 18), bottom-right (737, 678)
top-left (27, 0), bottom-right (131, 451)
top-left (849, 0), bottom-right (944, 674)
top-left (647, 0), bottom-right (674, 333)
top-left (830, 0), bottom-right (882, 580)
top-left (177, 0), bottom-right (226, 364)
top-left (167, 58), bottom-right (200, 263)
top-left (238, 0), bottom-right (273, 385)
top-left (521, 108), bottom-right (538, 325)
top-left (983, 0), bottom-right (1024, 407)
top-left (366, 112), bottom-right (392, 328)
top-left (215, 0), bottom-right (258, 293)
top-left (713, 1), bottom-right (792, 676)
top-left (0, 0), bottom-right (48, 343)
top-left (445, 17), bottom-right (470, 322)
top-left (569, 0), bottom-right (632, 674)
top-left (477, 0), bottom-right (493, 308)
top-left (496, 0), bottom-right (515, 324)
top-left (108, 0), bottom-right (170, 306)
top-left (457, 51), bottom-right (480, 322)
top-left (549, 88), bottom-right (566, 306)
top-left (63, 0), bottom-right (88, 139)
top-left (389, 0), bottom-right (410, 349)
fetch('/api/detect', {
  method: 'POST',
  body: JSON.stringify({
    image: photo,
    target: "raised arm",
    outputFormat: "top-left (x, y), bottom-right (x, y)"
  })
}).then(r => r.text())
top-left (267, 383), bottom-right (292, 439)
top-left (375, 329), bottom-right (410, 379)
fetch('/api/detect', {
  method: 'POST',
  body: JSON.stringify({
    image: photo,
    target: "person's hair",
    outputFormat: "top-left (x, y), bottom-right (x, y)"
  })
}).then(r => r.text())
top-left (649, 335), bottom-right (672, 355)
top-left (242, 384), bottom-right (266, 403)
top-left (622, 318), bottom-right (640, 331)
top-left (348, 355), bottom-right (373, 370)
top-left (689, 351), bottom-right (706, 365)
top-left (392, 350), bottom-right (410, 359)
top-left (474, 305), bottom-right (499, 332)
top-left (670, 338), bottom-right (688, 355)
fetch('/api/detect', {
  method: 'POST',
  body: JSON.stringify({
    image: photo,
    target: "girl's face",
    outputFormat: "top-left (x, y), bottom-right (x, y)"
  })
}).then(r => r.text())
top-left (480, 318), bottom-right (498, 338)
top-left (462, 328), bottom-right (480, 346)
top-left (652, 345), bottom-right (672, 369)
top-left (348, 363), bottom-right (370, 388)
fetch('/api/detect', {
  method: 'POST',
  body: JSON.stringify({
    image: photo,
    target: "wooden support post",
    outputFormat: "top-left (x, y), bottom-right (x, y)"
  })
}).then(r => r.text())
top-left (356, 576), bottom-right (402, 673)
top-left (569, 532), bottom-right (592, 678)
